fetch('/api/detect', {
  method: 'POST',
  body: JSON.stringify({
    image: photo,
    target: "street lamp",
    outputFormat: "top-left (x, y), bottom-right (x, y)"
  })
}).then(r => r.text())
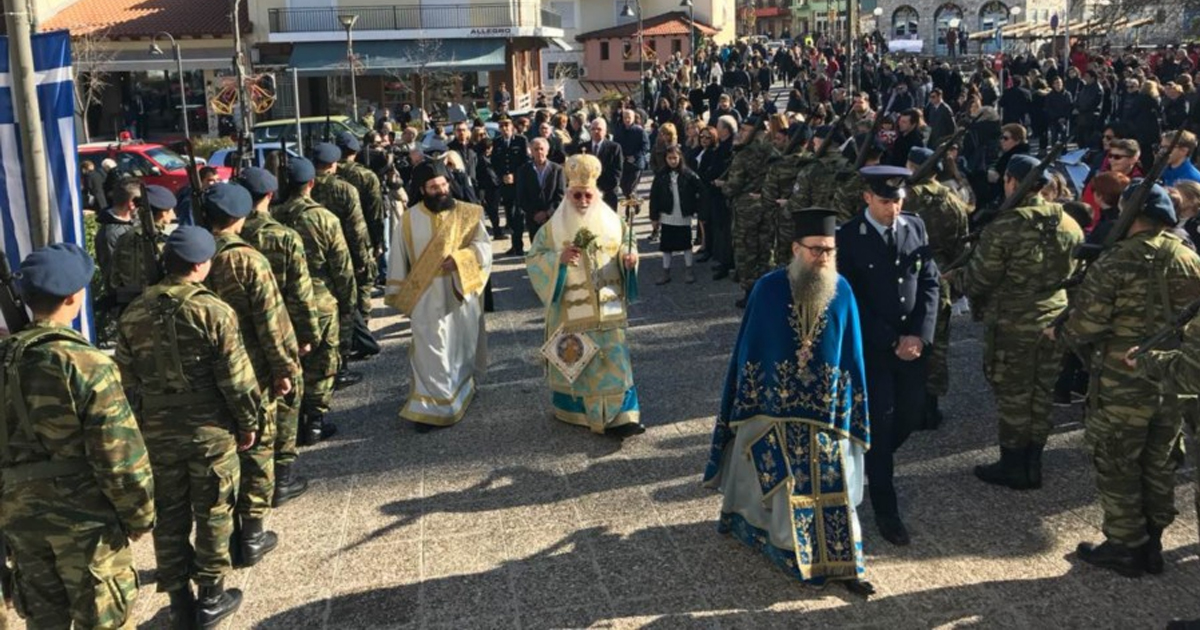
top-left (681, 0), bottom-right (695, 86)
top-left (149, 32), bottom-right (190, 140)
top-left (338, 13), bottom-right (359, 121)
top-left (620, 1), bottom-right (644, 107)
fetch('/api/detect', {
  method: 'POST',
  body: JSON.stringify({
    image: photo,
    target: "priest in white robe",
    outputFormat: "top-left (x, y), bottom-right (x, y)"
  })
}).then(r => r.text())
top-left (526, 154), bottom-right (643, 438)
top-left (703, 208), bottom-right (875, 597)
top-left (385, 162), bottom-right (492, 430)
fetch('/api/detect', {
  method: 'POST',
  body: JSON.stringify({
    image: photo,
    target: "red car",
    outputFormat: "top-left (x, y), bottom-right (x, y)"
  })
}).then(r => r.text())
top-left (78, 141), bottom-right (232, 195)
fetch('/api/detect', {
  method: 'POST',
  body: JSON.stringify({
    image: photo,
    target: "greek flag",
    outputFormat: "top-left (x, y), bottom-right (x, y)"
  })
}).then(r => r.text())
top-left (0, 30), bottom-right (91, 338)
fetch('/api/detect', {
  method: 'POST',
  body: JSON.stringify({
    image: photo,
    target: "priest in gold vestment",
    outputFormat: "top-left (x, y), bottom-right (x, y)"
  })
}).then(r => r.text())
top-left (385, 162), bottom-right (492, 430)
top-left (526, 154), bottom-right (644, 438)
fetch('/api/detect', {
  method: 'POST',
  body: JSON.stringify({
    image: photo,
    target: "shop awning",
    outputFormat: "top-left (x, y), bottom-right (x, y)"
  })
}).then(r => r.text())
top-left (289, 39), bottom-right (506, 74)
top-left (87, 48), bottom-right (234, 73)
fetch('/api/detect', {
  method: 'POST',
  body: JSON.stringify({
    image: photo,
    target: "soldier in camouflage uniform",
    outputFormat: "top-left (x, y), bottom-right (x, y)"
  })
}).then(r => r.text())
top-left (116, 227), bottom-right (256, 628)
top-left (1, 243), bottom-right (154, 630)
top-left (720, 120), bottom-right (778, 307)
top-left (955, 155), bottom-right (1083, 491)
top-left (336, 131), bottom-right (385, 300)
top-left (275, 157), bottom-right (358, 445)
top-left (1060, 182), bottom-right (1200, 578)
top-left (831, 137), bottom-right (886, 224)
top-left (905, 147), bottom-right (971, 429)
top-left (788, 126), bottom-right (851, 226)
top-left (238, 168), bottom-right (317, 507)
top-left (202, 183), bottom-right (301, 568)
top-left (762, 123), bottom-right (812, 265)
top-left (108, 184), bottom-right (176, 307)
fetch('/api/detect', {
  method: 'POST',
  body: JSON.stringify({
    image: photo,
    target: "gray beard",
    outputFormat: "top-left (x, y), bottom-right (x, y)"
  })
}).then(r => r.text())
top-left (787, 255), bottom-right (839, 316)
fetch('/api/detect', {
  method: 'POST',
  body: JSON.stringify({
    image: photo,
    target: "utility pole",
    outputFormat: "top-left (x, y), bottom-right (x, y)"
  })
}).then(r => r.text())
top-left (230, 0), bottom-right (253, 171)
top-left (6, 6), bottom-right (51, 248)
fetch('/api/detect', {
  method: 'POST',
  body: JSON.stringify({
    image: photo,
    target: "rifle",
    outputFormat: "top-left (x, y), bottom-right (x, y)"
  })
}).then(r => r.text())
top-left (1129, 297), bottom-right (1200, 359)
top-left (116, 182), bottom-right (161, 307)
top-left (906, 115), bottom-right (978, 186)
top-left (1048, 128), bottom-right (1186, 330)
top-left (851, 111), bottom-right (886, 170)
top-left (942, 142), bottom-right (1067, 273)
top-left (0, 249), bottom-right (29, 336)
top-left (182, 138), bottom-right (206, 227)
top-left (812, 112), bottom-right (845, 160)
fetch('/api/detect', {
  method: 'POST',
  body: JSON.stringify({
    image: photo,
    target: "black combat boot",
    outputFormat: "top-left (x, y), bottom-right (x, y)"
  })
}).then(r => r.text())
top-left (1144, 525), bottom-right (1165, 575)
top-left (228, 518), bottom-right (244, 567)
top-left (1025, 443), bottom-right (1045, 490)
top-left (974, 447), bottom-right (1033, 490)
top-left (1077, 540), bottom-right (1146, 578)
top-left (168, 587), bottom-right (196, 630)
top-left (195, 579), bottom-right (243, 630)
top-left (240, 517), bottom-right (279, 567)
top-left (272, 462), bottom-right (309, 507)
top-left (334, 358), bottom-right (363, 390)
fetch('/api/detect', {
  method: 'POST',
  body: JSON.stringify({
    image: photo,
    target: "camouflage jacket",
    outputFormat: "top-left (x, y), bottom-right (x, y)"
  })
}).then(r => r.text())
top-left (831, 169), bottom-right (869, 225)
top-left (1063, 230), bottom-right (1200, 387)
top-left (721, 140), bottom-right (777, 205)
top-left (338, 159), bottom-right (385, 249)
top-left (242, 210), bottom-right (321, 348)
top-left (116, 278), bottom-right (260, 439)
top-left (789, 153), bottom-right (849, 217)
top-left (312, 172), bottom-right (373, 275)
top-left (206, 233), bottom-right (301, 388)
top-left (762, 152), bottom-right (812, 219)
top-left (960, 194), bottom-right (1083, 327)
top-left (1137, 319), bottom-right (1200, 396)
top-left (108, 219), bottom-right (171, 300)
top-left (906, 179), bottom-right (971, 271)
top-left (274, 195), bottom-right (357, 319)
top-left (0, 322), bottom-right (155, 533)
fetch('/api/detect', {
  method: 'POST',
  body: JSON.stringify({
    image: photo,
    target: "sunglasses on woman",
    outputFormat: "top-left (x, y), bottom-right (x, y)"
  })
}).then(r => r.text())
top-left (1108, 153), bottom-right (1132, 160)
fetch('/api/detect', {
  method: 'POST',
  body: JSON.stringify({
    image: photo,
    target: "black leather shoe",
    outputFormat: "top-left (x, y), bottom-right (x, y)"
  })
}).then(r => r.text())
top-left (335, 368), bottom-right (363, 390)
top-left (168, 587), bottom-right (196, 630)
top-left (1145, 525), bottom-right (1165, 575)
top-left (606, 423), bottom-right (646, 439)
top-left (842, 578), bottom-right (876, 599)
top-left (272, 463), bottom-right (309, 507)
top-left (239, 517), bottom-right (278, 567)
top-left (974, 447), bottom-right (1034, 490)
top-left (877, 515), bottom-right (910, 546)
top-left (195, 580), bottom-right (242, 630)
top-left (1077, 540), bottom-right (1145, 578)
top-left (502, 247), bottom-right (525, 257)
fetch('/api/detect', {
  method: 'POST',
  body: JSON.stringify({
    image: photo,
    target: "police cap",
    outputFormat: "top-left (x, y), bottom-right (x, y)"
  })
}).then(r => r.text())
top-left (860, 165), bottom-right (911, 200)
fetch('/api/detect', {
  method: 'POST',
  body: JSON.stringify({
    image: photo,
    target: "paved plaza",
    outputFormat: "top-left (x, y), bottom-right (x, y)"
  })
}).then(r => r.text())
top-left (19, 213), bottom-right (1200, 630)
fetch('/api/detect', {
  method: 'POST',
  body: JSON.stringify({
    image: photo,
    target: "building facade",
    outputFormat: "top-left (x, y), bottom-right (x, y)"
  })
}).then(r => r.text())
top-left (872, 0), bottom-right (1065, 55)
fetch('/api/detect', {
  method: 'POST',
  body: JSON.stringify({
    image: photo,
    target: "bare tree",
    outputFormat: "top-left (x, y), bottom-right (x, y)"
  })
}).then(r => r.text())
top-left (382, 39), bottom-right (458, 121)
top-left (1088, 1), bottom-right (1200, 42)
top-left (71, 30), bottom-right (114, 143)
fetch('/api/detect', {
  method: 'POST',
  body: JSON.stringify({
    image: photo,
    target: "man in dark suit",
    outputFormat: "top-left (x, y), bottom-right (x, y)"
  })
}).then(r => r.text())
top-left (511, 137), bottom-right (565, 256)
top-left (448, 120), bottom-right (479, 190)
top-left (578, 117), bottom-right (624, 211)
top-left (886, 109), bottom-right (926, 167)
top-left (614, 108), bottom-right (649, 200)
top-left (490, 115), bottom-right (529, 236)
top-left (836, 165), bottom-right (940, 547)
top-left (923, 89), bottom-right (957, 148)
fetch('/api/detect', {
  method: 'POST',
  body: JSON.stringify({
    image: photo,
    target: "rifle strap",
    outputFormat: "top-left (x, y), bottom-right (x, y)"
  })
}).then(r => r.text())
top-left (0, 328), bottom-right (86, 462)
top-left (150, 284), bottom-right (206, 395)
top-left (1147, 237), bottom-right (1184, 338)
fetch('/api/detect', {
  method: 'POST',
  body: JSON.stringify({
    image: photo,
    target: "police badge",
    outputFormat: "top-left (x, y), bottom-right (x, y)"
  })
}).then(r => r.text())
top-left (541, 326), bottom-right (599, 384)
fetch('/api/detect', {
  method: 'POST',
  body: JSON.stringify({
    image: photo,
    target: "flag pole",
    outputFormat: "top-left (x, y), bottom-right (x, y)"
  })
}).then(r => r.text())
top-left (5, 8), bottom-right (51, 248)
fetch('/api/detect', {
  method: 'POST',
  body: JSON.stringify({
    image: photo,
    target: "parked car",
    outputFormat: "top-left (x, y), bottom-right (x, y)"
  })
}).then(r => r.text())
top-left (78, 141), bottom-right (233, 195)
top-left (253, 116), bottom-right (371, 154)
top-left (208, 142), bottom-right (302, 169)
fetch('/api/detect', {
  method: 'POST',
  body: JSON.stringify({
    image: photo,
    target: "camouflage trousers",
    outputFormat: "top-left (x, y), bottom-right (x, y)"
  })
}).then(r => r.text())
top-left (927, 283), bottom-right (953, 397)
top-left (276, 379), bottom-right (303, 466)
top-left (148, 434), bottom-right (240, 592)
top-left (983, 323), bottom-right (1058, 448)
top-left (3, 491), bottom-right (138, 629)
top-left (733, 200), bottom-right (775, 293)
top-left (1084, 387), bottom-right (1184, 548)
top-left (304, 311), bottom-right (340, 415)
top-left (1185, 399), bottom-right (1200, 542)
top-left (357, 263), bottom-right (377, 321)
top-left (238, 398), bottom-right (277, 520)
top-left (771, 203), bottom-right (793, 269)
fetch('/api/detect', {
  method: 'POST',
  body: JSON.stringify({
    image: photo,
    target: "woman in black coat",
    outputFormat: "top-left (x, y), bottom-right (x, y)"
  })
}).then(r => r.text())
top-left (649, 145), bottom-right (702, 284)
top-left (1127, 82), bottom-right (1163, 171)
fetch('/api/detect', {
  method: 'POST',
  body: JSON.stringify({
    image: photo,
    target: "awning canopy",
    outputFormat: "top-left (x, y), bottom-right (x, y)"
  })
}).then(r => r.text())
top-left (967, 16), bottom-right (1154, 40)
top-left (289, 39), bottom-right (506, 74)
top-left (85, 48), bottom-right (234, 73)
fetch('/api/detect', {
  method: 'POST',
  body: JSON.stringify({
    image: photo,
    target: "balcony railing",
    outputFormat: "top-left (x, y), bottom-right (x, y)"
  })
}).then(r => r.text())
top-left (268, 3), bottom-right (562, 34)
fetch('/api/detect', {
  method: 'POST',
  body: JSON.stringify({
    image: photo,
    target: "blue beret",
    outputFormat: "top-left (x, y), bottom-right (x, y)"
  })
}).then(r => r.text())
top-left (16, 242), bottom-right (94, 298)
top-left (1005, 154), bottom-right (1048, 185)
top-left (335, 131), bottom-right (362, 152)
top-left (165, 226), bottom-right (216, 264)
top-left (860, 165), bottom-right (912, 200)
top-left (238, 167), bottom-right (278, 196)
top-left (423, 138), bottom-right (449, 155)
top-left (313, 142), bottom-right (341, 166)
top-left (907, 147), bottom-right (935, 166)
top-left (144, 185), bottom-right (176, 212)
top-left (201, 183), bottom-right (253, 219)
top-left (1123, 179), bottom-right (1177, 225)
top-left (289, 157), bottom-right (316, 184)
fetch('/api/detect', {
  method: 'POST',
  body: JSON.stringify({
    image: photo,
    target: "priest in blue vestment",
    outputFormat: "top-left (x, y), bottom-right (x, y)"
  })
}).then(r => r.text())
top-left (703, 207), bottom-right (875, 597)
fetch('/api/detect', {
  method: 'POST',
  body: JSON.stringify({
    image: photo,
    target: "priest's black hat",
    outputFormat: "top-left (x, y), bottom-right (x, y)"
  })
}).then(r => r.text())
top-left (792, 207), bottom-right (839, 240)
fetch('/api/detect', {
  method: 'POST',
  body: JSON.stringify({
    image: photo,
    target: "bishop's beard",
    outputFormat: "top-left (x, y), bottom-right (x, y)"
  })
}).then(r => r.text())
top-left (787, 254), bottom-right (839, 316)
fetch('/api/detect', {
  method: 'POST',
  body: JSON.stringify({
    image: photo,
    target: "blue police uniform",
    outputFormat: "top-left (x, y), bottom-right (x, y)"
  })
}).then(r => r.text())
top-left (835, 166), bottom-right (940, 546)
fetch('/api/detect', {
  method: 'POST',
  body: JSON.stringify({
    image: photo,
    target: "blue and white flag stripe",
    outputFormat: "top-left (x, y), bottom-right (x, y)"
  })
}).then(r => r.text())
top-left (0, 30), bottom-right (91, 339)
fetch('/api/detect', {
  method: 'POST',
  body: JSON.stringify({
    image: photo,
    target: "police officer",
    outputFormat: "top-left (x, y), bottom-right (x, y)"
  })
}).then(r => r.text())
top-left (108, 183), bottom-right (177, 306)
top-left (2, 243), bottom-right (155, 629)
top-left (202, 183), bottom-right (300, 567)
top-left (836, 165), bottom-right (940, 546)
top-left (491, 114), bottom-right (530, 244)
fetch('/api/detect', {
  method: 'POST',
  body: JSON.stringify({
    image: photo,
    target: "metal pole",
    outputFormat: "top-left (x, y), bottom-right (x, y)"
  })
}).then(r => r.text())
top-left (638, 1), bottom-right (645, 109)
top-left (5, 8), bottom-right (51, 248)
top-left (1063, 0), bottom-right (1071, 74)
top-left (230, 0), bottom-right (254, 170)
top-left (292, 66), bottom-right (303, 155)
top-left (346, 25), bottom-right (358, 121)
top-left (689, 3), bottom-right (696, 87)
top-left (173, 42), bottom-right (191, 140)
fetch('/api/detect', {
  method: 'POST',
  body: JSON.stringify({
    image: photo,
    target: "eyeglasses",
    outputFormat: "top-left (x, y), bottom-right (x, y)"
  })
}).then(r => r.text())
top-left (572, 190), bottom-right (594, 202)
top-left (798, 244), bottom-right (837, 258)
top-left (1108, 153), bottom-right (1133, 159)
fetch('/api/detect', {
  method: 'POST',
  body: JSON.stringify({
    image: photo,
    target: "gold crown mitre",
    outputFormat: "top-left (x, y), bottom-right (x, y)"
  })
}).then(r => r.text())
top-left (565, 154), bottom-right (602, 189)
